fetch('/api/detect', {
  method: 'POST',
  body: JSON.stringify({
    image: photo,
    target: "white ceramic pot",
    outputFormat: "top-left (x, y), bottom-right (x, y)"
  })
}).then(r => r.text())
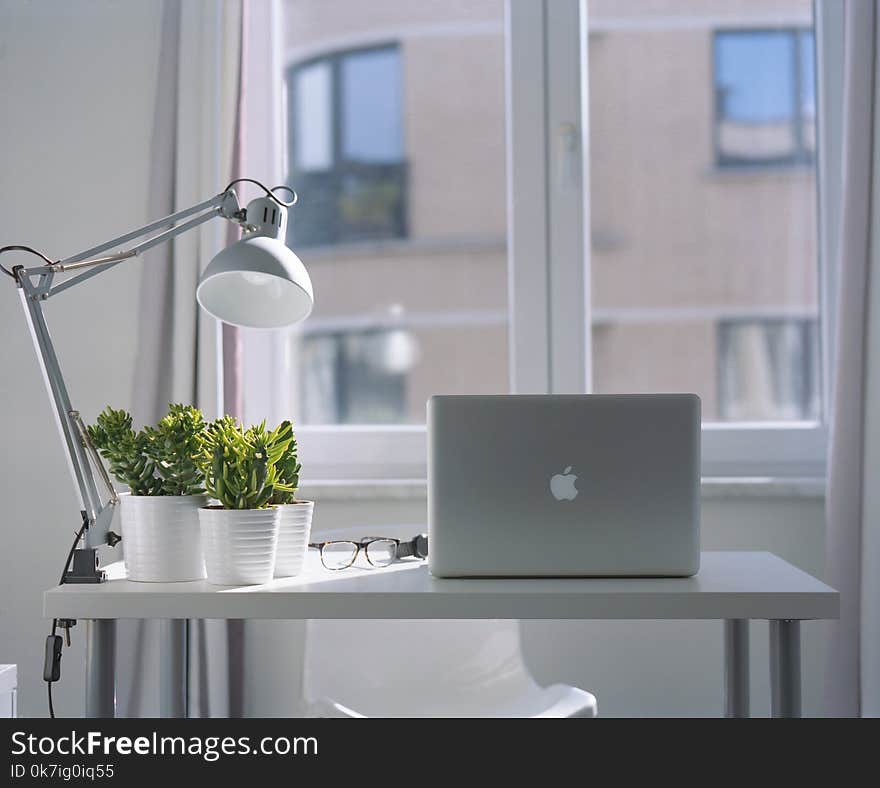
top-left (274, 500), bottom-right (315, 578)
top-left (198, 506), bottom-right (281, 586)
top-left (120, 493), bottom-right (208, 582)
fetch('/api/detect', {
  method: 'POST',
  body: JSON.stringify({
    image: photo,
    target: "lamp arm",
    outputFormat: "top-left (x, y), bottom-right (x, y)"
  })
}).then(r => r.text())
top-left (19, 190), bottom-right (243, 298)
top-left (10, 188), bottom-right (243, 578)
top-left (16, 279), bottom-right (114, 555)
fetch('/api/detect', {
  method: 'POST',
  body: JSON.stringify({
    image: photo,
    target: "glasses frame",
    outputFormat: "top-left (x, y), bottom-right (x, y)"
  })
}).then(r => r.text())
top-left (309, 534), bottom-right (428, 571)
top-left (309, 537), bottom-right (402, 571)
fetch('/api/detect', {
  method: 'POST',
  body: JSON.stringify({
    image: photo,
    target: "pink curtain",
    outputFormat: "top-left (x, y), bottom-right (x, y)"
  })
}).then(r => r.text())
top-left (222, 0), bottom-right (247, 423)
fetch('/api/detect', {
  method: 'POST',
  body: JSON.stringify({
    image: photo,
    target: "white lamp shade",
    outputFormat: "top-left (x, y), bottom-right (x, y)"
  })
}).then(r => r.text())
top-left (196, 235), bottom-right (313, 328)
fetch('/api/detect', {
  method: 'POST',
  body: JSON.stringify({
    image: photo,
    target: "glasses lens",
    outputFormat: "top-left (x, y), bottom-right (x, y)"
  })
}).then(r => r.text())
top-left (365, 539), bottom-right (397, 567)
top-left (321, 541), bottom-right (358, 570)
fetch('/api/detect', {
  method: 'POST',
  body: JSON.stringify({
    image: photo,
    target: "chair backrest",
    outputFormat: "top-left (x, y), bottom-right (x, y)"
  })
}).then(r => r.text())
top-left (302, 619), bottom-right (537, 715)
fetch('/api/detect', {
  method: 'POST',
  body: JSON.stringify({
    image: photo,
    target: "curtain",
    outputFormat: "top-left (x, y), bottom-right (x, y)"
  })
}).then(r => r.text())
top-left (118, 0), bottom-right (244, 717)
top-left (825, 0), bottom-right (880, 718)
top-left (234, 0), bottom-right (306, 717)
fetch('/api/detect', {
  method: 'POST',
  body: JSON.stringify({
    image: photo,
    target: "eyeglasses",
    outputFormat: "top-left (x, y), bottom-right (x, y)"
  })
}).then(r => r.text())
top-left (309, 535), bottom-right (428, 571)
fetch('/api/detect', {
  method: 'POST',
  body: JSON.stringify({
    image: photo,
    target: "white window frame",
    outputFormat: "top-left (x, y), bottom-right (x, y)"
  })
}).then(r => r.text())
top-left (246, 0), bottom-right (840, 482)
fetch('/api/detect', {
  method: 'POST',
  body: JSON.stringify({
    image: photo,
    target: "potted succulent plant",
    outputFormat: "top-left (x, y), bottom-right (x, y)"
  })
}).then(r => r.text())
top-left (197, 417), bottom-right (293, 585)
top-left (265, 420), bottom-right (314, 578)
top-left (88, 404), bottom-right (208, 582)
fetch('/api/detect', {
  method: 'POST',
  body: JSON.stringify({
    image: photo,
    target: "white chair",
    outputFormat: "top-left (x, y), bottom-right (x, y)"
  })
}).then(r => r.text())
top-left (302, 619), bottom-right (597, 718)
top-left (0, 665), bottom-right (17, 718)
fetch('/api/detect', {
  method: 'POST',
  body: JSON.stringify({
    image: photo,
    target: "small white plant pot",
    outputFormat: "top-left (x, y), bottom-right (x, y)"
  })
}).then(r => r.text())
top-left (199, 506), bottom-right (281, 586)
top-left (120, 493), bottom-right (208, 582)
top-left (274, 501), bottom-right (315, 578)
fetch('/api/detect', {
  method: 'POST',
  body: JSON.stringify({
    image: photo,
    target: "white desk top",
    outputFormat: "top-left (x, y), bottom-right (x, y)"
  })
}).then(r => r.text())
top-left (44, 552), bottom-right (838, 621)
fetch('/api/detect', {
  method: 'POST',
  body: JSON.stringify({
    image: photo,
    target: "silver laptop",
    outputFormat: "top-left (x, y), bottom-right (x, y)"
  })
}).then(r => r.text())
top-left (428, 394), bottom-right (700, 577)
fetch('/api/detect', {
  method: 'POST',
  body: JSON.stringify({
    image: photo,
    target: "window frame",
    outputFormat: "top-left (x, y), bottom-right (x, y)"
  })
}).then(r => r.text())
top-left (247, 0), bottom-right (837, 483)
top-left (712, 26), bottom-right (816, 169)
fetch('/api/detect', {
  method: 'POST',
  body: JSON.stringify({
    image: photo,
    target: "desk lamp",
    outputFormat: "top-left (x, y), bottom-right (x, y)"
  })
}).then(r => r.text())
top-left (1, 179), bottom-right (313, 584)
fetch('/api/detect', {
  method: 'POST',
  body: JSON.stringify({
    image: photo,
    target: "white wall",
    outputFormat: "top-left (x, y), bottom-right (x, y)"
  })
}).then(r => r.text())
top-left (0, 0), bottom-right (162, 719)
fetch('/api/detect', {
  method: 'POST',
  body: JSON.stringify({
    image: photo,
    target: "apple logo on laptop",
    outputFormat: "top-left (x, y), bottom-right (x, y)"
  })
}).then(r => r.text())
top-left (550, 466), bottom-right (578, 501)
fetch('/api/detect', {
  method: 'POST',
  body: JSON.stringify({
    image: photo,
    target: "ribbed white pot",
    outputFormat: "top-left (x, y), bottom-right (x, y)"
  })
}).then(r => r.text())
top-left (198, 506), bottom-right (281, 586)
top-left (274, 501), bottom-right (315, 578)
top-left (120, 493), bottom-right (207, 582)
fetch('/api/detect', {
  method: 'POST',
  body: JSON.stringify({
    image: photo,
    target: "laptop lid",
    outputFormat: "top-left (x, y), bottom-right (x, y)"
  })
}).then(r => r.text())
top-left (428, 394), bottom-right (700, 577)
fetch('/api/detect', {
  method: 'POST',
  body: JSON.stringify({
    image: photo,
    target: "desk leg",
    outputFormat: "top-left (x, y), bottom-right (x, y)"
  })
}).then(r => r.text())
top-left (769, 619), bottom-right (801, 718)
top-left (723, 619), bottom-right (750, 718)
top-left (159, 619), bottom-right (188, 718)
top-left (85, 620), bottom-right (115, 718)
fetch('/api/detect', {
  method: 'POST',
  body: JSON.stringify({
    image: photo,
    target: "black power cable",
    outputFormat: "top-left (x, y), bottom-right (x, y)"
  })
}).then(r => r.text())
top-left (48, 619), bottom-right (57, 719)
top-left (45, 516), bottom-right (89, 718)
top-left (222, 178), bottom-right (298, 207)
top-left (0, 244), bottom-right (58, 279)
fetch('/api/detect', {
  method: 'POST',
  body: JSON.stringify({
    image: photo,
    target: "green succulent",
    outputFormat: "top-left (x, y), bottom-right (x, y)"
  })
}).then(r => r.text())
top-left (199, 417), bottom-right (294, 510)
top-left (87, 406), bottom-right (163, 496)
top-left (88, 404), bottom-right (207, 496)
top-left (143, 404), bottom-right (206, 495)
top-left (262, 420), bottom-right (300, 505)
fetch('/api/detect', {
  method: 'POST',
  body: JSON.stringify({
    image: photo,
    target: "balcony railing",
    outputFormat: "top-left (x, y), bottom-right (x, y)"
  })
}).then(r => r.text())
top-left (287, 161), bottom-right (408, 248)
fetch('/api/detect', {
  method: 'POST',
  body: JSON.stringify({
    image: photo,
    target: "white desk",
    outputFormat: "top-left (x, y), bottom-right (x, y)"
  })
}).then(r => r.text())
top-left (44, 551), bottom-right (839, 718)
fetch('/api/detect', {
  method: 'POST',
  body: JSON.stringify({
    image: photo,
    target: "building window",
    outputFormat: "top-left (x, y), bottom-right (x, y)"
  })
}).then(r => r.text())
top-left (287, 44), bottom-right (407, 247)
top-left (300, 328), bottom-right (418, 424)
top-left (718, 319), bottom-right (820, 422)
top-left (714, 29), bottom-right (815, 167)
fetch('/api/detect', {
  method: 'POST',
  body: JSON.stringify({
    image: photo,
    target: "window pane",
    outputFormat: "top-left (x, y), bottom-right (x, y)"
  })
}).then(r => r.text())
top-left (283, 0), bottom-right (508, 424)
top-left (588, 0), bottom-right (818, 422)
top-left (342, 48), bottom-right (403, 163)
top-left (301, 330), bottom-right (409, 424)
top-left (716, 31), bottom-right (795, 123)
top-left (287, 47), bottom-right (406, 246)
top-left (715, 30), bottom-right (797, 162)
top-left (718, 319), bottom-right (820, 421)
top-left (293, 61), bottom-right (333, 170)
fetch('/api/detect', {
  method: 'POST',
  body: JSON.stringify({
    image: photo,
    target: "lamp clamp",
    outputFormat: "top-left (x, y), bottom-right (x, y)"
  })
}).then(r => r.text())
top-left (64, 549), bottom-right (105, 584)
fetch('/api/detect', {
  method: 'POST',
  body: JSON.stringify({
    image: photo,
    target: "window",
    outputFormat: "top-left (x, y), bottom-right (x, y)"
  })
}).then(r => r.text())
top-left (300, 329), bottom-right (411, 424)
top-left (714, 29), bottom-right (816, 166)
top-left (243, 0), bottom-right (836, 480)
top-left (287, 44), bottom-right (407, 247)
top-left (718, 319), bottom-right (820, 421)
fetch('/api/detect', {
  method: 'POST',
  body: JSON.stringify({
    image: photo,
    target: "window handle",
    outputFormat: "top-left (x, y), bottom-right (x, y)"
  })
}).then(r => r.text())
top-left (556, 122), bottom-right (580, 188)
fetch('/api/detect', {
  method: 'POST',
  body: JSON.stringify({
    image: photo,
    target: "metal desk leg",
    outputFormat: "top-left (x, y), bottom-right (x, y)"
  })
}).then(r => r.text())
top-left (85, 620), bottom-right (115, 718)
top-left (159, 619), bottom-right (188, 718)
top-left (769, 619), bottom-right (801, 718)
top-left (723, 619), bottom-right (750, 718)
